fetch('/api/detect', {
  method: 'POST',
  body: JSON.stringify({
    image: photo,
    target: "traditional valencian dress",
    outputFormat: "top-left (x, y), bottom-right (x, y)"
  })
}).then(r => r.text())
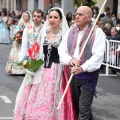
top-left (5, 11), bottom-right (33, 74)
top-left (13, 27), bottom-right (77, 120)
top-left (0, 17), bottom-right (11, 44)
top-left (5, 24), bottom-right (26, 74)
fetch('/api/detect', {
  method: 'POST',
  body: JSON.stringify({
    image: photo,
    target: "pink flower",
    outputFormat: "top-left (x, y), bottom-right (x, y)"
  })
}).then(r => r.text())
top-left (27, 25), bottom-right (32, 29)
top-left (16, 33), bottom-right (21, 37)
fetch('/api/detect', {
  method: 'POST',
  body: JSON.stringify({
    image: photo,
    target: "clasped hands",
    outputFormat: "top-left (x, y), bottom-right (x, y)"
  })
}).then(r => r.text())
top-left (69, 58), bottom-right (83, 75)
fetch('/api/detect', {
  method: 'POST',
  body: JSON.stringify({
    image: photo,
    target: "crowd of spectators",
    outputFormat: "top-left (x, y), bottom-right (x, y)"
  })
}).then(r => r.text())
top-left (92, 6), bottom-right (120, 74)
top-left (0, 8), bottom-right (23, 27)
top-left (92, 6), bottom-right (120, 41)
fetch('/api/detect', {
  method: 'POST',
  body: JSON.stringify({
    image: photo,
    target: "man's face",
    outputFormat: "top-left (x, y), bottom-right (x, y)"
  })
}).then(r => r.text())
top-left (75, 7), bottom-right (91, 28)
top-left (33, 11), bottom-right (43, 25)
top-left (111, 29), bottom-right (117, 36)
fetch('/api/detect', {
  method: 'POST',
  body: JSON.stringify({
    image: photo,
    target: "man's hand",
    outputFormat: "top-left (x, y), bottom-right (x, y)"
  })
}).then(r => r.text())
top-left (70, 66), bottom-right (83, 75)
top-left (69, 58), bottom-right (81, 67)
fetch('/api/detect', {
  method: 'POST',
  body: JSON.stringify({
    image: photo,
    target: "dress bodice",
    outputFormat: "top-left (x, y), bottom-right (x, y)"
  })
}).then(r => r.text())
top-left (43, 36), bottom-right (62, 68)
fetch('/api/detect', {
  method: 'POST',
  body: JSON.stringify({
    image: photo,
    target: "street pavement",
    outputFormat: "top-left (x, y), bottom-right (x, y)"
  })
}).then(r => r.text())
top-left (0, 43), bottom-right (120, 120)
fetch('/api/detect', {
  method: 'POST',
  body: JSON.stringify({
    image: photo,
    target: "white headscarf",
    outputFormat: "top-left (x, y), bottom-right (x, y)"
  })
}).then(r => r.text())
top-left (18, 11), bottom-right (33, 26)
top-left (32, 7), bottom-right (69, 84)
top-left (15, 11), bottom-right (33, 34)
top-left (41, 7), bottom-right (69, 38)
top-left (39, 7), bottom-right (69, 58)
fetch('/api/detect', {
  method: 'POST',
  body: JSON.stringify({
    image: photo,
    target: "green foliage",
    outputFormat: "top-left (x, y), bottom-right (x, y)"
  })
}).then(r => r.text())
top-left (72, 0), bottom-right (98, 8)
top-left (18, 59), bottom-right (44, 72)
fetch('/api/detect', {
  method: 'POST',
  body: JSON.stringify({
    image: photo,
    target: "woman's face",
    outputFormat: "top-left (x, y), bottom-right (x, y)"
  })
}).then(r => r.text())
top-left (23, 12), bottom-right (30, 22)
top-left (93, 9), bottom-right (97, 13)
top-left (1, 12), bottom-right (5, 17)
top-left (48, 11), bottom-right (61, 29)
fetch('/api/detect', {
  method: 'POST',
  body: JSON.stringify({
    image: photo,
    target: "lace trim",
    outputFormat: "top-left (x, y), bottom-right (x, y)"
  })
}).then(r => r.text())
top-left (43, 31), bottom-right (62, 67)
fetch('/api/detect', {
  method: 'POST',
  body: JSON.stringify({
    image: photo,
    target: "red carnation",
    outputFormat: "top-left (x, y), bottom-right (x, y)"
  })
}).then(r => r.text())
top-left (28, 42), bottom-right (40, 60)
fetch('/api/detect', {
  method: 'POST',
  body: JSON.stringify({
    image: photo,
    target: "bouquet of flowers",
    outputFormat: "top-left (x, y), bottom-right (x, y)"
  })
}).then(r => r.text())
top-left (13, 29), bottom-right (24, 44)
top-left (13, 23), bottom-right (25, 44)
top-left (17, 42), bottom-right (44, 73)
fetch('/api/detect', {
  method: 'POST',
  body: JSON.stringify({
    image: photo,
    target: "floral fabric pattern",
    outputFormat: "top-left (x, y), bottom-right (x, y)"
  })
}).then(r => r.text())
top-left (14, 63), bottom-right (77, 120)
top-left (5, 41), bottom-right (25, 74)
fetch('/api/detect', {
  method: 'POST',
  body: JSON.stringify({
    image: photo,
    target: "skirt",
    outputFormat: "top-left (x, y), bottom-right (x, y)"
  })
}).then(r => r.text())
top-left (5, 41), bottom-right (25, 74)
top-left (0, 23), bottom-right (11, 44)
top-left (13, 63), bottom-right (77, 120)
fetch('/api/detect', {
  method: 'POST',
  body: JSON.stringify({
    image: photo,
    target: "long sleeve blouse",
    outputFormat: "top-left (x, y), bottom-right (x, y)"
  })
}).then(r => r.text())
top-left (58, 26), bottom-right (106, 72)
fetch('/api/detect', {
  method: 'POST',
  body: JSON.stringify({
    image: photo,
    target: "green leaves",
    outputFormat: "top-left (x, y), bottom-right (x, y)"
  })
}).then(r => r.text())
top-left (72, 0), bottom-right (98, 8)
top-left (17, 59), bottom-right (44, 72)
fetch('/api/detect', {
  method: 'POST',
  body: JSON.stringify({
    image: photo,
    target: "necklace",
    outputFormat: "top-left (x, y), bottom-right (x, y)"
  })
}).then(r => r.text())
top-left (51, 29), bottom-right (61, 38)
top-left (52, 33), bottom-right (59, 38)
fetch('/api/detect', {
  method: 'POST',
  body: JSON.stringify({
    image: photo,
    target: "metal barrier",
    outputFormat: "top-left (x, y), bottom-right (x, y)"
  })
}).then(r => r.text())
top-left (102, 39), bottom-right (120, 75)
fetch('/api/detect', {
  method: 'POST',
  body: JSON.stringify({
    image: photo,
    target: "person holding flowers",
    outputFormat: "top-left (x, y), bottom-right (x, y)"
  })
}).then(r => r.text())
top-left (5, 11), bottom-right (33, 74)
top-left (13, 7), bottom-right (77, 120)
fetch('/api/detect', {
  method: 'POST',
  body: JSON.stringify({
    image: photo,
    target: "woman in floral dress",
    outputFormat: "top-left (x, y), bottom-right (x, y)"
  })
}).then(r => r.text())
top-left (13, 7), bottom-right (77, 120)
top-left (5, 11), bottom-right (33, 74)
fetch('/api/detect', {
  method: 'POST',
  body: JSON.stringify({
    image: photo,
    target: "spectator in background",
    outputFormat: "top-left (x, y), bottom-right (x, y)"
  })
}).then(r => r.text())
top-left (97, 20), bottom-right (105, 30)
top-left (1, 11), bottom-right (8, 23)
top-left (71, 15), bottom-right (75, 23)
top-left (0, 11), bottom-right (11, 44)
top-left (2, 8), bottom-right (7, 16)
top-left (14, 10), bottom-right (22, 25)
top-left (116, 14), bottom-right (120, 26)
top-left (100, 7), bottom-right (110, 18)
top-left (42, 13), bottom-right (47, 24)
top-left (110, 9), bottom-right (117, 26)
top-left (92, 6), bottom-right (99, 19)
top-left (66, 12), bottom-right (73, 27)
top-left (10, 10), bottom-right (16, 19)
top-left (108, 27), bottom-right (120, 41)
top-left (100, 8), bottom-right (114, 27)
top-left (104, 23), bottom-right (111, 39)
top-left (109, 27), bottom-right (120, 74)
top-left (100, 9), bottom-right (114, 27)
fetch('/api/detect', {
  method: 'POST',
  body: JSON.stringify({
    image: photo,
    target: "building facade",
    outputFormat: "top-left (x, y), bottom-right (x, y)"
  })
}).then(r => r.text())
top-left (0, 0), bottom-right (120, 16)
top-left (0, 0), bottom-right (14, 11)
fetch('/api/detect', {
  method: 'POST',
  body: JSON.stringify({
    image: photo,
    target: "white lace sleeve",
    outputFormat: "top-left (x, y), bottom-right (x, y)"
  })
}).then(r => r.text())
top-left (18, 27), bottom-right (28, 61)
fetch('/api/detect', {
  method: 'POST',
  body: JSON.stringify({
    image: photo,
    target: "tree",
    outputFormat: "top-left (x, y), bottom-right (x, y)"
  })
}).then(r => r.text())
top-left (72, 0), bottom-right (98, 8)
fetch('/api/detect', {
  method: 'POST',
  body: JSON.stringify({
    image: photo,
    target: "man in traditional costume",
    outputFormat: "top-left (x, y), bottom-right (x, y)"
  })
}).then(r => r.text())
top-left (18, 9), bottom-right (43, 61)
top-left (58, 6), bottom-right (106, 120)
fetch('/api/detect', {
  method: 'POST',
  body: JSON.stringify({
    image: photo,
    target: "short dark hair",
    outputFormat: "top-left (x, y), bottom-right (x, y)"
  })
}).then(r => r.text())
top-left (105, 7), bottom-right (110, 12)
top-left (48, 8), bottom-right (62, 20)
top-left (32, 9), bottom-right (44, 17)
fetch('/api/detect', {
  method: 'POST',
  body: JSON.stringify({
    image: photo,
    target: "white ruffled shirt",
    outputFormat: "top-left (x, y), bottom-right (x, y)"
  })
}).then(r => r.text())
top-left (58, 25), bottom-right (106, 72)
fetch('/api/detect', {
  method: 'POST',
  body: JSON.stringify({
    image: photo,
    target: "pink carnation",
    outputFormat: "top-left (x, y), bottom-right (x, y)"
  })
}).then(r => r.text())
top-left (27, 25), bottom-right (32, 29)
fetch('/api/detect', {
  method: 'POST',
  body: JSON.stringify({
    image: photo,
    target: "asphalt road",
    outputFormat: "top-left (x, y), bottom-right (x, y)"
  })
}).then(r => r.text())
top-left (0, 44), bottom-right (120, 120)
